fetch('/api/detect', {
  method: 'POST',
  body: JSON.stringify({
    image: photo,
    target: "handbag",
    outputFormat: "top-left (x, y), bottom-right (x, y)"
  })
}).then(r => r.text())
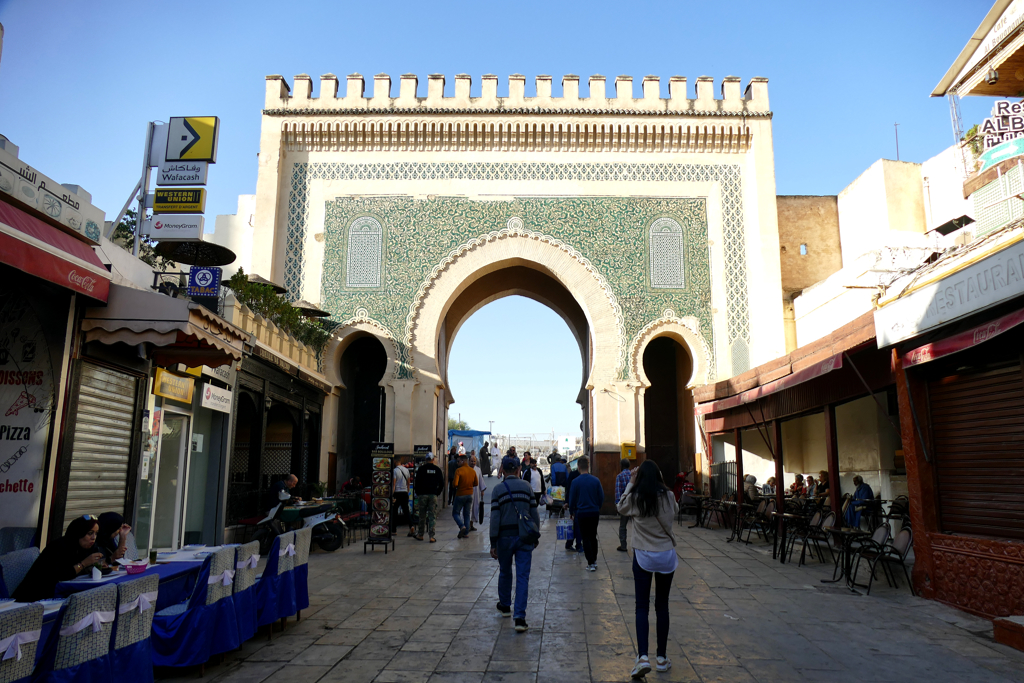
top-left (502, 480), bottom-right (541, 545)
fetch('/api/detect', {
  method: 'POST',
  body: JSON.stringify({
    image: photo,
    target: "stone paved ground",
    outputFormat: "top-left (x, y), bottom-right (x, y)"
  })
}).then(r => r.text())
top-left (166, 485), bottom-right (1024, 682)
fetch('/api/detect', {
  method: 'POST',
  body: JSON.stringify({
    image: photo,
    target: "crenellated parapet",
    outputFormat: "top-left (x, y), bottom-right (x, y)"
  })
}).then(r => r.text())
top-left (265, 74), bottom-right (769, 154)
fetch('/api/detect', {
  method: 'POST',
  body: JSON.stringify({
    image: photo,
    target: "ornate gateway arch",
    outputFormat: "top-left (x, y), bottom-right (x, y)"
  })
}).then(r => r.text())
top-left (247, 72), bottom-right (786, 497)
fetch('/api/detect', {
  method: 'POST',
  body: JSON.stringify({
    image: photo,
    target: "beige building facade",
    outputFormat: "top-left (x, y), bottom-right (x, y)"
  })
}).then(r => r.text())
top-left (229, 71), bottom-right (785, 497)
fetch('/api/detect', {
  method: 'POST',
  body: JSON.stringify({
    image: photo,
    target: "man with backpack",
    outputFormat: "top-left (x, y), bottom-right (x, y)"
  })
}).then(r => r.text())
top-left (490, 454), bottom-right (540, 633)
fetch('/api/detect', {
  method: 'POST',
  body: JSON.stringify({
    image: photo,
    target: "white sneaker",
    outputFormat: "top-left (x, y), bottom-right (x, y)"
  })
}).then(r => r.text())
top-left (656, 656), bottom-right (671, 672)
top-left (586, 563), bottom-right (597, 572)
top-left (630, 656), bottom-right (652, 679)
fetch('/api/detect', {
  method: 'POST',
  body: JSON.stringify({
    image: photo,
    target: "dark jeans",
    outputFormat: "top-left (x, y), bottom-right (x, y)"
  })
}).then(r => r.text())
top-left (632, 554), bottom-right (674, 658)
top-left (618, 513), bottom-right (630, 548)
top-left (394, 491), bottom-right (410, 527)
top-left (497, 535), bottom-right (533, 619)
top-left (452, 495), bottom-right (473, 531)
top-left (578, 514), bottom-right (600, 564)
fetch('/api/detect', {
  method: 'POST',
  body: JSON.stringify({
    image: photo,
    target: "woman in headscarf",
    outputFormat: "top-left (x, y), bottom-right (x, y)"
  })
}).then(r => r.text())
top-left (13, 515), bottom-right (105, 602)
top-left (97, 511), bottom-right (132, 562)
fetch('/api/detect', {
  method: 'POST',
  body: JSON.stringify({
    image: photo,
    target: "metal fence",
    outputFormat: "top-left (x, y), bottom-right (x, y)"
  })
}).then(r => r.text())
top-left (710, 461), bottom-right (737, 500)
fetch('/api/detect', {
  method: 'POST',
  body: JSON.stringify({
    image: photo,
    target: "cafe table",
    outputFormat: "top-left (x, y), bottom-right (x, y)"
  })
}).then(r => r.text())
top-left (822, 527), bottom-right (870, 588)
top-left (686, 495), bottom-right (710, 529)
top-left (54, 561), bottom-right (203, 612)
top-left (770, 511), bottom-right (806, 562)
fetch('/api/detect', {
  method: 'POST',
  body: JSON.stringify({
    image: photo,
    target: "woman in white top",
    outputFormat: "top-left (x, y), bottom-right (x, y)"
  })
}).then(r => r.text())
top-left (469, 453), bottom-right (487, 530)
top-left (616, 460), bottom-right (678, 679)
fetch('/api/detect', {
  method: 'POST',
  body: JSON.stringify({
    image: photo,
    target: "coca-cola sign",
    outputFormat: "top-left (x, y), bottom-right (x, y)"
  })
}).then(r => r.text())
top-left (67, 269), bottom-right (96, 293)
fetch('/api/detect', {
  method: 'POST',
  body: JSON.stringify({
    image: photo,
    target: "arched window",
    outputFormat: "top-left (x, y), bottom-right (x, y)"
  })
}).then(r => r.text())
top-left (649, 217), bottom-right (685, 289)
top-left (346, 217), bottom-right (383, 288)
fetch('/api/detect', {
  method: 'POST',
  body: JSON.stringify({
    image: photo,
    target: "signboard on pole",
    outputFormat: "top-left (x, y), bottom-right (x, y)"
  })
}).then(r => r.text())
top-left (165, 117), bottom-right (219, 162)
top-left (156, 161), bottom-right (209, 186)
top-left (187, 266), bottom-right (221, 297)
top-left (153, 188), bottom-right (206, 214)
top-left (141, 214), bottom-right (204, 240)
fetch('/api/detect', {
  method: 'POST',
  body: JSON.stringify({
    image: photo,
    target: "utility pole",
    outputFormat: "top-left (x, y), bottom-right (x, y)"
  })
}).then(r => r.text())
top-left (489, 420), bottom-right (494, 435)
top-left (894, 122), bottom-right (900, 161)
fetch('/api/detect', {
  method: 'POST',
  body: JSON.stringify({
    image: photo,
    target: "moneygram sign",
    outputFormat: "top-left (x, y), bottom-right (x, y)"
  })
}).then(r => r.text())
top-left (142, 214), bottom-right (203, 240)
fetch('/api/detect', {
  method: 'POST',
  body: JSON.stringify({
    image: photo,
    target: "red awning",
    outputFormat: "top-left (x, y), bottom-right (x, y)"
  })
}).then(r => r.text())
top-left (695, 353), bottom-right (844, 416)
top-left (903, 306), bottom-right (1024, 368)
top-left (0, 199), bottom-right (110, 302)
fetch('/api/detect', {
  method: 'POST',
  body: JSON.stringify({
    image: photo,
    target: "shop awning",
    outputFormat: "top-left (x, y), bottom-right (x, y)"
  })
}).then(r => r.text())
top-left (903, 305), bottom-right (1024, 368)
top-left (695, 353), bottom-right (844, 416)
top-left (81, 284), bottom-right (249, 367)
top-left (0, 198), bottom-right (110, 301)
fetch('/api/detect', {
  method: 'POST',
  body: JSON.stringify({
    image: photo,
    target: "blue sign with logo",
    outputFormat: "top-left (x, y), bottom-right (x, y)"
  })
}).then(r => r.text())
top-left (187, 266), bottom-right (221, 297)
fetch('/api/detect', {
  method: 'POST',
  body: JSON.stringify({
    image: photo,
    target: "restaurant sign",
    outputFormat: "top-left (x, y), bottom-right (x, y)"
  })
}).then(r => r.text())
top-left (369, 442), bottom-right (394, 543)
top-left (875, 236), bottom-right (1024, 347)
top-left (153, 367), bottom-right (195, 403)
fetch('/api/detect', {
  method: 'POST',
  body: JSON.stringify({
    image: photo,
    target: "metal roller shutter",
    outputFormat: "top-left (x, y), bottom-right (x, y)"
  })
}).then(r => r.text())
top-left (928, 362), bottom-right (1024, 541)
top-left (62, 363), bottom-right (138, 529)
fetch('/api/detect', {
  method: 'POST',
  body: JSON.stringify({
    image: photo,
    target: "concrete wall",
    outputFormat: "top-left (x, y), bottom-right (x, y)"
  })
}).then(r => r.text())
top-left (210, 195), bottom-right (256, 279)
top-left (777, 195), bottom-right (842, 295)
top-left (837, 159), bottom-right (927, 264)
top-left (922, 145), bottom-right (975, 232)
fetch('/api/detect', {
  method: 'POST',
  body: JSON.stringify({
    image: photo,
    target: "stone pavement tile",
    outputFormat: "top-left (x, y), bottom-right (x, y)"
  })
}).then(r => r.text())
top-left (379, 615), bottom-right (429, 632)
top-left (290, 644), bottom-right (354, 666)
top-left (319, 660), bottom-right (383, 683)
top-left (208, 661), bottom-right (284, 683)
top-left (347, 632), bottom-right (407, 660)
top-left (588, 650), bottom-right (636, 681)
top-left (691, 664), bottom-right (758, 682)
top-left (445, 587), bottom-right (486, 602)
top-left (748, 659), bottom-right (810, 682)
top-left (245, 635), bottom-right (319, 661)
top-left (275, 664), bottom-right (333, 680)
top-left (315, 627), bottom-right (373, 646)
top-left (375, 671), bottom-right (432, 683)
top-left (542, 609), bottom-right (585, 632)
top-left (423, 613), bottom-right (470, 630)
top-left (386, 650), bottom-right (446, 670)
top-left (427, 673), bottom-right (486, 683)
top-left (536, 672), bottom-right (591, 683)
top-left (395, 600), bottom-right (441, 617)
top-left (410, 626), bottom-right (459, 643)
top-left (487, 660), bottom-right (539, 672)
top-left (435, 652), bottom-right (491, 672)
top-left (276, 617), bottom-right (335, 636)
top-left (345, 608), bottom-right (398, 630)
top-left (402, 639), bottom-right (452, 652)
top-left (481, 673), bottom-right (537, 683)
top-left (433, 602), bottom-right (476, 615)
top-left (491, 631), bottom-right (543, 660)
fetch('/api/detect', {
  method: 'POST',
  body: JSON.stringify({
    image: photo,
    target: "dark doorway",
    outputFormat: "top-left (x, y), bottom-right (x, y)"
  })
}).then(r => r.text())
top-left (263, 404), bottom-right (298, 491)
top-left (339, 336), bottom-right (388, 485)
top-left (227, 393), bottom-right (261, 525)
top-left (642, 336), bottom-right (695, 480)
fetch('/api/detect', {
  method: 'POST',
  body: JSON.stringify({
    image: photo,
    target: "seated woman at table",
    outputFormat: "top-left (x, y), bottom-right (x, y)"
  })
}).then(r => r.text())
top-left (742, 475), bottom-right (760, 501)
top-left (97, 511), bottom-right (132, 562)
top-left (815, 471), bottom-right (830, 498)
top-left (805, 476), bottom-right (817, 497)
top-left (762, 477), bottom-right (776, 495)
top-left (13, 515), bottom-right (105, 602)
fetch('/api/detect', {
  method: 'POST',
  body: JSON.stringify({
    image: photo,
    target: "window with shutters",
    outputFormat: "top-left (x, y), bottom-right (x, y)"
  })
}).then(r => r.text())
top-left (345, 217), bottom-right (383, 288)
top-left (649, 217), bottom-right (685, 289)
top-left (928, 361), bottom-right (1024, 541)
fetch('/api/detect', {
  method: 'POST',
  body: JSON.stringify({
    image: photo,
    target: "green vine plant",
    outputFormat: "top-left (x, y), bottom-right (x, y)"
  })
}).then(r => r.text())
top-left (225, 268), bottom-right (332, 355)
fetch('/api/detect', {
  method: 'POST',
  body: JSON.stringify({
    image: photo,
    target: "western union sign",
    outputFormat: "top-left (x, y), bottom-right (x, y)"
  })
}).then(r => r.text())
top-left (153, 188), bottom-right (206, 214)
top-left (153, 368), bottom-right (195, 403)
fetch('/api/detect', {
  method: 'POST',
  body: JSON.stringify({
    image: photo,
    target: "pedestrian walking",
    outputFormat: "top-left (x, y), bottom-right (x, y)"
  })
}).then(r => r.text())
top-left (617, 460), bottom-right (678, 679)
top-left (489, 442), bottom-right (500, 476)
top-left (469, 453), bottom-right (487, 531)
top-left (392, 459), bottom-right (414, 537)
top-left (563, 463), bottom-right (582, 551)
top-left (451, 455), bottom-right (478, 538)
top-left (481, 441), bottom-right (491, 478)
top-left (616, 458), bottom-right (633, 552)
top-left (414, 451), bottom-right (445, 542)
top-left (447, 447), bottom-right (458, 505)
top-left (567, 456), bottom-right (604, 571)
top-left (490, 454), bottom-right (540, 633)
top-left (524, 453), bottom-right (545, 506)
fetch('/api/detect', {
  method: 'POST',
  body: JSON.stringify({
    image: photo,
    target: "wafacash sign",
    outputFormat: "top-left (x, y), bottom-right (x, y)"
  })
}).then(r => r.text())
top-left (876, 237), bottom-right (1024, 346)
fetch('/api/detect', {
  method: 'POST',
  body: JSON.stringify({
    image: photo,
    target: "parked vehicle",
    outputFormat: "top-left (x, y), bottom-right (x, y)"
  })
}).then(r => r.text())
top-left (252, 502), bottom-right (345, 554)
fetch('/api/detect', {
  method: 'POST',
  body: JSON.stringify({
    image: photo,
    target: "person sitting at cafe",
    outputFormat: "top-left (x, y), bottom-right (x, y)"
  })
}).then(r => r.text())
top-left (343, 476), bottom-right (363, 492)
top-left (13, 515), bottom-right (105, 602)
top-left (844, 475), bottom-right (874, 527)
top-left (743, 474), bottom-right (760, 501)
top-left (805, 476), bottom-right (817, 497)
top-left (762, 477), bottom-right (776, 495)
top-left (264, 473), bottom-right (301, 522)
top-left (97, 511), bottom-right (132, 563)
top-left (816, 471), bottom-right (829, 498)
top-left (789, 474), bottom-right (806, 496)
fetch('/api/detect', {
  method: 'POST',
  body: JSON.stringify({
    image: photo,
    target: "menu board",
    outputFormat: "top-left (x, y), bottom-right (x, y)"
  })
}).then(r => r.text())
top-left (369, 442), bottom-right (394, 541)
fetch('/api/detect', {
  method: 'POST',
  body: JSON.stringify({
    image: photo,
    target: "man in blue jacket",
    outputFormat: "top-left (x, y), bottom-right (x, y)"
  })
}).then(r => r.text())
top-left (490, 455), bottom-right (541, 633)
top-left (567, 456), bottom-right (604, 571)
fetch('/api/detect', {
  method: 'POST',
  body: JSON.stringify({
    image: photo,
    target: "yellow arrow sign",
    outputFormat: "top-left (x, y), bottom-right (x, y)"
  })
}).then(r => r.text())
top-left (166, 117), bottom-right (219, 162)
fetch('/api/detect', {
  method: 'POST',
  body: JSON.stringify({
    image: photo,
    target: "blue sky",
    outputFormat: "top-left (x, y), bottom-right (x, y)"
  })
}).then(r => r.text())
top-left (0, 0), bottom-right (1001, 434)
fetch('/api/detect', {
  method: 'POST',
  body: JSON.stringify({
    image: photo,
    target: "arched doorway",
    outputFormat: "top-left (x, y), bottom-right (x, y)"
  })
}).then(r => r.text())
top-left (641, 336), bottom-right (696, 480)
top-left (338, 335), bottom-right (388, 486)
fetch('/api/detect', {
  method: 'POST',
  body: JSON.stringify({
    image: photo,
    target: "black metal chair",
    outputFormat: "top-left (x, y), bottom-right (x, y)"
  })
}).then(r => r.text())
top-left (885, 495), bottom-right (911, 529)
top-left (849, 522), bottom-right (893, 592)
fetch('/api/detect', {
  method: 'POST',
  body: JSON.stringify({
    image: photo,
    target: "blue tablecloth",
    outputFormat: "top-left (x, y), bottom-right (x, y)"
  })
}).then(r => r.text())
top-left (54, 562), bottom-right (199, 611)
